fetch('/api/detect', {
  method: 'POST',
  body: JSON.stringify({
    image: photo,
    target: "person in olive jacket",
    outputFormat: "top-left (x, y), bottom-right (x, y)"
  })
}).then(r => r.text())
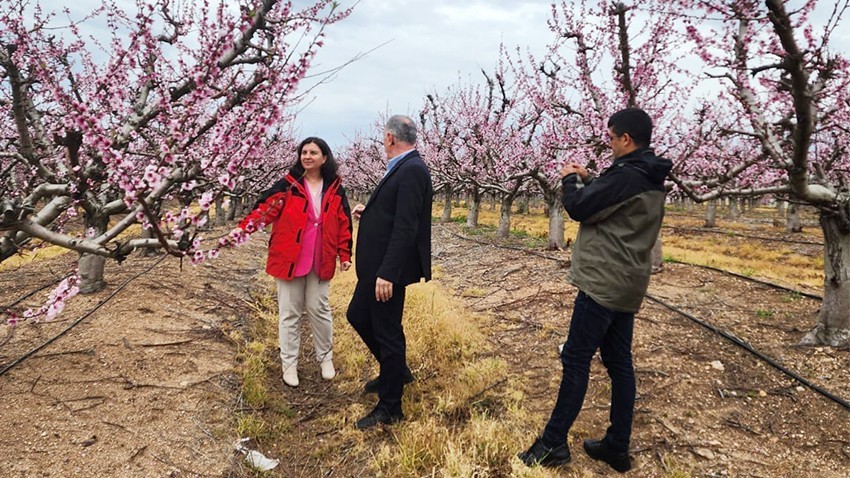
top-left (519, 108), bottom-right (672, 473)
top-left (347, 114), bottom-right (432, 430)
top-left (233, 137), bottom-right (352, 388)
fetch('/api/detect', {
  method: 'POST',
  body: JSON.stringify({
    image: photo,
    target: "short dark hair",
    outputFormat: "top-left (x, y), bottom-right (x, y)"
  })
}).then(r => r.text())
top-left (607, 108), bottom-right (652, 149)
top-left (290, 137), bottom-right (338, 179)
top-left (386, 115), bottom-right (417, 144)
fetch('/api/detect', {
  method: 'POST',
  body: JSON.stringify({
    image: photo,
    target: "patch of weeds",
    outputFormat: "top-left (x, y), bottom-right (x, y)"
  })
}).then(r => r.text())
top-left (510, 228), bottom-right (531, 239)
top-left (740, 267), bottom-right (756, 277)
top-left (235, 414), bottom-right (269, 441)
top-left (756, 309), bottom-right (774, 318)
top-left (661, 453), bottom-right (694, 478)
top-left (462, 288), bottom-right (488, 298)
top-left (663, 254), bottom-right (677, 263)
top-left (463, 224), bottom-right (496, 236)
top-left (239, 341), bottom-right (271, 408)
top-left (782, 292), bottom-right (802, 303)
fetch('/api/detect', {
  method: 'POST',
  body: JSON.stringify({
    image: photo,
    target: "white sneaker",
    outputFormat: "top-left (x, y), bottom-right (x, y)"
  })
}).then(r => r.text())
top-left (320, 360), bottom-right (336, 380)
top-left (283, 366), bottom-right (299, 387)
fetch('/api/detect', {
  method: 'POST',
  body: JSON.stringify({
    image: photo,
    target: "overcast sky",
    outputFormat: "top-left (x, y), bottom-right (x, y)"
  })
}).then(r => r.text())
top-left (290, 0), bottom-right (554, 150)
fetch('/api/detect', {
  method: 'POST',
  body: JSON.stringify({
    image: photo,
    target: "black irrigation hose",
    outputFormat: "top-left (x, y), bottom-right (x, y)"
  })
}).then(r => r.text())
top-left (645, 294), bottom-right (850, 412)
top-left (0, 255), bottom-right (168, 377)
top-left (441, 226), bottom-right (570, 265)
top-left (443, 226), bottom-right (848, 411)
top-left (3, 273), bottom-right (74, 310)
top-left (664, 225), bottom-right (824, 246)
top-left (668, 259), bottom-right (823, 300)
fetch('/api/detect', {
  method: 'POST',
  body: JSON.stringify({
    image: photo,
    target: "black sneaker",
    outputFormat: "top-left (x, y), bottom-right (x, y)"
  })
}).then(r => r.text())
top-left (517, 437), bottom-right (571, 468)
top-left (363, 367), bottom-right (415, 394)
top-left (355, 407), bottom-right (404, 430)
top-left (583, 439), bottom-right (631, 472)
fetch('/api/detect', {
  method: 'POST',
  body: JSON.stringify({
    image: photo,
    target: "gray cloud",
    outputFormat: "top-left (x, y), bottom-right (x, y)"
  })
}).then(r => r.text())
top-left (292, 1), bottom-right (554, 149)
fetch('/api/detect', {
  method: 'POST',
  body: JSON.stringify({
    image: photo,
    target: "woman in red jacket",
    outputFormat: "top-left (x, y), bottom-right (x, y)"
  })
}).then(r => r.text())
top-left (233, 137), bottom-right (353, 387)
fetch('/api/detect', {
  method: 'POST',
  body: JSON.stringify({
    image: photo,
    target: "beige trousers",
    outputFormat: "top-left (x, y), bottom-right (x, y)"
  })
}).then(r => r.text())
top-left (275, 271), bottom-right (332, 369)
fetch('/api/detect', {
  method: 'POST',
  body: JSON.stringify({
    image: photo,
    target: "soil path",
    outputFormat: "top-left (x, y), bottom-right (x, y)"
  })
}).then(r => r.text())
top-left (432, 223), bottom-right (850, 477)
top-left (0, 236), bottom-right (267, 477)
top-left (2, 222), bottom-right (849, 477)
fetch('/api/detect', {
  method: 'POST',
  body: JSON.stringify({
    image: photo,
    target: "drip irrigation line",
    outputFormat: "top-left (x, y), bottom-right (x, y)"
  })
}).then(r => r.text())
top-left (440, 225), bottom-right (847, 411)
top-left (645, 294), bottom-right (850, 412)
top-left (0, 255), bottom-right (168, 377)
top-left (4, 273), bottom-right (74, 309)
top-left (668, 259), bottom-right (823, 300)
top-left (663, 225), bottom-right (823, 246)
top-left (440, 225), bottom-right (570, 265)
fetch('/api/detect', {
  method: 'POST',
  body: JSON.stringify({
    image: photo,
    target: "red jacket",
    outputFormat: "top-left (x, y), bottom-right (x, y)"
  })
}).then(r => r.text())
top-left (239, 173), bottom-right (352, 281)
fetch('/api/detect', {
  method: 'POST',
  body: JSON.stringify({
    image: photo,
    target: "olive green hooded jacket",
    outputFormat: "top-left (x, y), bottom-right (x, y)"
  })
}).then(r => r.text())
top-left (562, 148), bottom-right (672, 313)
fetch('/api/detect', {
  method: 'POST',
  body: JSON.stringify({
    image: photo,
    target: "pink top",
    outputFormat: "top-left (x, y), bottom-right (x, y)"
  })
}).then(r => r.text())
top-left (293, 180), bottom-right (323, 277)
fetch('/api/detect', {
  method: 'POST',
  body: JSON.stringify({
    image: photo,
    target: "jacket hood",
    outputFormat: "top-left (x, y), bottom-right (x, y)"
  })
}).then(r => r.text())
top-left (616, 148), bottom-right (672, 185)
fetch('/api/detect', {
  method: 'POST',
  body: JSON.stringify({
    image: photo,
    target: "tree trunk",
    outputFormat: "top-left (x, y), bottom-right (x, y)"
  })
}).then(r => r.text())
top-left (214, 196), bottom-right (227, 226)
top-left (787, 204), bottom-right (803, 233)
top-left (773, 200), bottom-right (786, 228)
top-left (704, 200), bottom-right (717, 228)
top-left (441, 185), bottom-right (453, 223)
top-left (226, 195), bottom-right (240, 222)
top-left (651, 237), bottom-right (664, 273)
top-left (800, 211), bottom-right (850, 346)
top-left (516, 195), bottom-right (529, 214)
top-left (489, 193), bottom-right (497, 210)
top-left (547, 192), bottom-right (564, 250)
top-left (139, 227), bottom-right (163, 258)
top-left (466, 187), bottom-right (481, 228)
top-left (686, 197), bottom-right (694, 214)
top-left (725, 198), bottom-right (738, 220)
top-left (78, 215), bottom-right (109, 294)
top-left (497, 194), bottom-right (514, 239)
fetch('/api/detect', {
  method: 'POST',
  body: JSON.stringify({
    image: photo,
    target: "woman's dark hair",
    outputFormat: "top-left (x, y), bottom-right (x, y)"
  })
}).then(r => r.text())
top-left (290, 137), bottom-right (338, 179)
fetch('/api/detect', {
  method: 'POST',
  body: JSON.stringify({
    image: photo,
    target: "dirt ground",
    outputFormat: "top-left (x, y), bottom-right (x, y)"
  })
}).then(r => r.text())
top-left (0, 234), bottom-right (268, 477)
top-left (431, 224), bottom-right (850, 477)
top-left (2, 222), bottom-right (849, 477)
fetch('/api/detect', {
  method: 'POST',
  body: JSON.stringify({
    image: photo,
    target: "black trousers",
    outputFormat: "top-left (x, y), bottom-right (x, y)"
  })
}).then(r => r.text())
top-left (542, 291), bottom-right (636, 452)
top-left (346, 279), bottom-right (407, 414)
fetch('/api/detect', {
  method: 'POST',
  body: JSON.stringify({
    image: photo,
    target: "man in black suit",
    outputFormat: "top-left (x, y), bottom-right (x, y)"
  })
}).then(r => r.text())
top-left (347, 114), bottom-right (433, 429)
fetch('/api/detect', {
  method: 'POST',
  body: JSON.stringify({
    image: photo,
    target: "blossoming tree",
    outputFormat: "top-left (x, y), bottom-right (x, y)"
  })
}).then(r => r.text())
top-left (0, 0), bottom-right (350, 307)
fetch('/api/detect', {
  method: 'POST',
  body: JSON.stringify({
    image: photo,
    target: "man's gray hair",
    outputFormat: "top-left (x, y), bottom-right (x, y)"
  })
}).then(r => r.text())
top-left (386, 115), bottom-right (417, 145)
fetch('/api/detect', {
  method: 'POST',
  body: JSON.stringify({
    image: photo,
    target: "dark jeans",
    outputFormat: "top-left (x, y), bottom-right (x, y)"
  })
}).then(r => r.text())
top-left (346, 279), bottom-right (407, 414)
top-left (542, 291), bottom-right (636, 453)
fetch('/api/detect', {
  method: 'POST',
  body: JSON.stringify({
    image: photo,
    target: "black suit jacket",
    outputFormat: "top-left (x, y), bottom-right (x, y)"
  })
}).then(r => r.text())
top-left (355, 150), bottom-right (432, 286)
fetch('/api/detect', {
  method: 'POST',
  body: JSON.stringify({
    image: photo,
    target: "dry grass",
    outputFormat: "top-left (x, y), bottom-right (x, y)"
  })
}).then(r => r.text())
top-left (232, 275), bottom-right (294, 449)
top-left (435, 202), bottom-right (825, 291)
top-left (320, 264), bottom-right (593, 477)
top-left (231, 203), bottom-right (826, 476)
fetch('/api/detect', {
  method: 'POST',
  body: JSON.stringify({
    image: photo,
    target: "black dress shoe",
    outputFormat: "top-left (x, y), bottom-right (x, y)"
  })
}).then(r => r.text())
top-left (583, 439), bottom-right (631, 472)
top-left (363, 367), bottom-right (414, 394)
top-left (355, 407), bottom-right (404, 430)
top-left (517, 437), bottom-right (571, 468)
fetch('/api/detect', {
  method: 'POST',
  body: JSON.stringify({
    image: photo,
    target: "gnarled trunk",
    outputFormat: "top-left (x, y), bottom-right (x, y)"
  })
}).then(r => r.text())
top-left (801, 211), bottom-right (850, 346)
top-left (466, 186), bottom-right (481, 228)
top-left (773, 200), bottom-right (786, 228)
top-left (547, 192), bottom-right (564, 250)
top-left (651, 237), bottom-right (663, 273)
top-left (78, 214), bottom-right (109, 294)
top-left (787, 203), bottom-right (802, 233)
top-left (497, 194), bottom-right (514, 239)
top-left (226, 195), bottom-right (240, 222)
top-left (704, 199), bottom-right (717, 228)
top-left (725, 198), bottom-right (738, 220)
top-left (441, 185), bottom-right (453, 223)
top-left (214, 196), bottom-right (227, 226)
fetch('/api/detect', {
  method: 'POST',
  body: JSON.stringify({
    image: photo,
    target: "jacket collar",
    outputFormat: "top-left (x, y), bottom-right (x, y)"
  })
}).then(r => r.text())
top-left (366, 150), bottom-right (418, 208)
